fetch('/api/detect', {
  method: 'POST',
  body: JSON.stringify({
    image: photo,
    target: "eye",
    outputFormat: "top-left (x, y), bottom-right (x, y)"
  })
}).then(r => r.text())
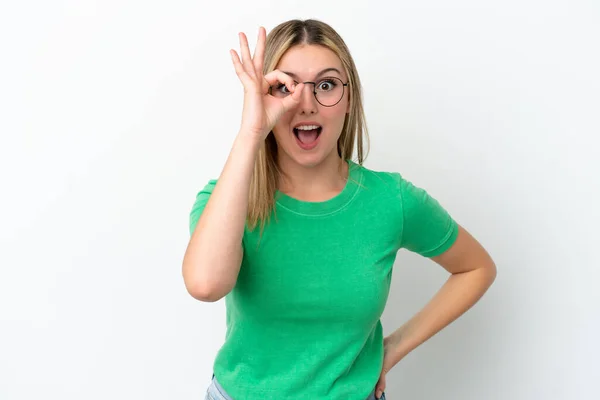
top-left (316, 79), bottom-right (338, 92)
top-left (273, 81), bottom-right (297, 95)
top-left (274, 83), bottom-right (289, 94)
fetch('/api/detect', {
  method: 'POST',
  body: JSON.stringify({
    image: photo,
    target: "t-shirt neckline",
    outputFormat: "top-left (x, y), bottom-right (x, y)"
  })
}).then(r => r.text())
top-left (274, 159), bottom-right (363, 216)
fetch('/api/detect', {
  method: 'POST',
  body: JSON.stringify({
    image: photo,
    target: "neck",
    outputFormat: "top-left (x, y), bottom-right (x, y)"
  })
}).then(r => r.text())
top-left (277, 152), bottom-right (349, 202)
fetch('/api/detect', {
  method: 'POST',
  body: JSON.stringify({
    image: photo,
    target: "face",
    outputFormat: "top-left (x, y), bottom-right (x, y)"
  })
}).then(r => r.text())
top-left (271, 44), bottom-right (350, 168)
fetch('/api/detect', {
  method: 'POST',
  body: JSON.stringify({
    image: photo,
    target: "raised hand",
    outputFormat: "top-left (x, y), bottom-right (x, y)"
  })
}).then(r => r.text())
top-left (230, 27), bottom-right (305, 140)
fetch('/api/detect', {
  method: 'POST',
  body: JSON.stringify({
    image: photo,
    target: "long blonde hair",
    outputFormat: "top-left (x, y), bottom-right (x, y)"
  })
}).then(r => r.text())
top-left (247, 19), bottom-right (370, 235)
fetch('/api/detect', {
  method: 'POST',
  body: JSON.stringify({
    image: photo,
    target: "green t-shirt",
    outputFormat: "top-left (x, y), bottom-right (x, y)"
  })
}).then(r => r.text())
top-left (189, 159), bottom-right (458, 399)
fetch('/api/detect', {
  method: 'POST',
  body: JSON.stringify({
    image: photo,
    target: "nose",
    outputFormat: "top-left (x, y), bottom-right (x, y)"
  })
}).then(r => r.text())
top-left (297, 83), bottom-right (318, 114)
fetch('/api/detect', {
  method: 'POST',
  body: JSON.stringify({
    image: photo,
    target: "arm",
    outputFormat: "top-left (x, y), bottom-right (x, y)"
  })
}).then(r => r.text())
top-left (387, 224), bottom-right (497, 363)
top-left (182, 132), bottom-right (260, 302)
top-left (182, 27), bottom-right (302, 302)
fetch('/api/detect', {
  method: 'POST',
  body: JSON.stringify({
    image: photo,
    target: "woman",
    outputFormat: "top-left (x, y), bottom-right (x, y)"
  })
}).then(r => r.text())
top-left (183, 19), bottom-right (497, 400)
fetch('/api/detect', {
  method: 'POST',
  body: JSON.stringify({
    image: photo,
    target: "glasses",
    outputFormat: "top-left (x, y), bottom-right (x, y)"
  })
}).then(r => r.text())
top-left (269, 77), bottom-right (349, 107)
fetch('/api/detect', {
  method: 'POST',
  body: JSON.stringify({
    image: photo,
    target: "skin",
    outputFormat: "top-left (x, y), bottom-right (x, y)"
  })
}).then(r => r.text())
top-left (271, 44), bottom-right (351, 201)
top-left (374, 226), bottom-right (497, 398)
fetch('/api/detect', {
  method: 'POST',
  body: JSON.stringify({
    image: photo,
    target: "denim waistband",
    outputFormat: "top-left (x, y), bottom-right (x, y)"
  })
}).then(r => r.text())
top-left (211, 373), bottom-right (233, 400)
top-left (209, 373), bottom-right (385, 399)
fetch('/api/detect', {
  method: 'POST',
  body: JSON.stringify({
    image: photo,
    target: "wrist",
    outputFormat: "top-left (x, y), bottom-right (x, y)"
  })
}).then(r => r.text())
top-left (237, 128), bottom-right (266, 142)
top-left (386, 330), bottom-right (410, 361)
top-left (233, 129), bottom-right (264, 153)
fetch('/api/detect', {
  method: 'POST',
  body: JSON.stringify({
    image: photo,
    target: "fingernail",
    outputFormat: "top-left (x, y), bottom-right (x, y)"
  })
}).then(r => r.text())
top-left (291, 84), bottom-right (296, 90)
top-left (376, 390), bottom-right (382, 399)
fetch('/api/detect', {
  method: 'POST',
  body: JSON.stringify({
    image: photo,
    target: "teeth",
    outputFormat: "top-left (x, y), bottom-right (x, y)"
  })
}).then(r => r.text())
top-left (295, 125), bottom-right (321, 130)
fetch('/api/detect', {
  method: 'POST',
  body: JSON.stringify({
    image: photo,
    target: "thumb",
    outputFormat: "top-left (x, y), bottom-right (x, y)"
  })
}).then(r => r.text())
top-left (375, 371), bottom-right (387, 399)
top-left (280, 82), bottom-right (304, 112)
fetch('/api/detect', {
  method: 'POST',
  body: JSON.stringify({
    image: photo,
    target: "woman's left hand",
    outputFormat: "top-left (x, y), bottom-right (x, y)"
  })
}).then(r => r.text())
top-left (375, 335), bottom-right (398, 399)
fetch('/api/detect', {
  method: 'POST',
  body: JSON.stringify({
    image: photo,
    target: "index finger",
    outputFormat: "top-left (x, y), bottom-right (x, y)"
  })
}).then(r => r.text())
top-left (253, 27), bottom-right (266, 76)
top-left (263, 69), bottom-right (297, 94)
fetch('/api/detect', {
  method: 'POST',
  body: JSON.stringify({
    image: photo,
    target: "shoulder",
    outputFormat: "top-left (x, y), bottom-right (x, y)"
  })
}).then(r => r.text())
top-left (355, 162), bottom-right (445, 211)
top-left (189, 178), bottom-right (218, 235)
top-left (194, 178), bottom-right (218, 197)
top-left (353, 161), bottom-right (402, 193)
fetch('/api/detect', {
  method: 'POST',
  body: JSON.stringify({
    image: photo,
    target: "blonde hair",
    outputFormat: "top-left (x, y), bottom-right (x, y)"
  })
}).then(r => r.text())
top-left (247, 19), bottom-right (370, 235)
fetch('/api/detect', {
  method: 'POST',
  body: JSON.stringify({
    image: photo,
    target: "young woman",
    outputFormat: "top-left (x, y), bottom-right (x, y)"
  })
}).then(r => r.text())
top-left (183, 19), bottom-right (497, 400)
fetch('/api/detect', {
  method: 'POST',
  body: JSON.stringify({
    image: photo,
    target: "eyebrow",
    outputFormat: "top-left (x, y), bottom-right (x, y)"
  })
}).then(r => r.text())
top-left (281, 67), bottom-right (343, 81)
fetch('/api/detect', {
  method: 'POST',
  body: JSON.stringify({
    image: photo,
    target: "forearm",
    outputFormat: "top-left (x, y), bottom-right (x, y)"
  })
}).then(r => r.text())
top-left (182, 130), bottom-right (261, 301)
top-left (387, 266), bottom-right (496, 364)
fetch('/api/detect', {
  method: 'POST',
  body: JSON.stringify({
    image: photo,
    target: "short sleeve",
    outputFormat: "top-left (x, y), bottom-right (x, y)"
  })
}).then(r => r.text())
top-left (189, 179), bottom-right (218, 236)
top-left (396, 173), bottom-right (459, 257)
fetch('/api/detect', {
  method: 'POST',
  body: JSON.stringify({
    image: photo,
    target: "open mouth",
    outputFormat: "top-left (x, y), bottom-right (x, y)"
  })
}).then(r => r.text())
top-left (293, 126), bottom-right (323, 143)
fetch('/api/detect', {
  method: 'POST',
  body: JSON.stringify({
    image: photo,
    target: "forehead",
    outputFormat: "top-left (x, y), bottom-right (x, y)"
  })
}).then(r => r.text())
top-left (276, 44), bottom-right (345, 79)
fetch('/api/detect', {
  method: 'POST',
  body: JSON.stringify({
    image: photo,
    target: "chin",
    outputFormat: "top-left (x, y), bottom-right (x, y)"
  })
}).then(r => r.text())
top-left (274, 129), bottom-right (340, 167)
top-left (291, 149), bottom-right (340, 169)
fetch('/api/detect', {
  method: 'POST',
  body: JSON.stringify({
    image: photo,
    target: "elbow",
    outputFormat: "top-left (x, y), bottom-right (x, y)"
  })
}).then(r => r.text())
top-left (488, 261), bottom-right (498, 284)
top-left (182, 253), bottom-right (237, 302)
top-left (183, 274), bottom-right (229, 303)
top-left (189, 286), bottom-right (219, 303)
top-left (184, 280), bottom-right (221, 303)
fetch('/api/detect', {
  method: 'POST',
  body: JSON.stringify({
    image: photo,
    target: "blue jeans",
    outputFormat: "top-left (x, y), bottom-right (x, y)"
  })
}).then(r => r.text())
top-left (205, 373), bottom-right (386, 400)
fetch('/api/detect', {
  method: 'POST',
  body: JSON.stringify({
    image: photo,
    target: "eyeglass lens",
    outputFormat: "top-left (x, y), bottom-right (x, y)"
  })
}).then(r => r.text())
top-left (271, 77), bottom-right (345, 107)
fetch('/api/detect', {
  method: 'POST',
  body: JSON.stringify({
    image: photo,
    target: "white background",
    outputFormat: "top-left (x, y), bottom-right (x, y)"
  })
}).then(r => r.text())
top-left (1, 1), bottom-right (599, 399)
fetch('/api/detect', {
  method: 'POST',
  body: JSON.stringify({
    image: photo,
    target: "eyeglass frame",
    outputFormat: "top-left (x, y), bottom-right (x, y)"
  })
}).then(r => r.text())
top-left (269, 77), bottom-right (349, 107)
